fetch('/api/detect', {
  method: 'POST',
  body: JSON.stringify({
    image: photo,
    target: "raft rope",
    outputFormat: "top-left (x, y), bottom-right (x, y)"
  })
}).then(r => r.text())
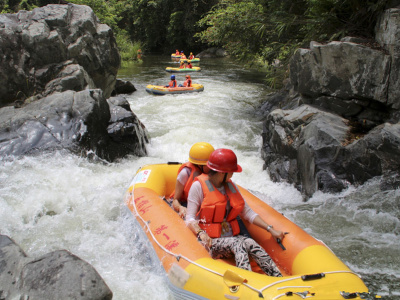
top-left (129, 187), bottom-right (363, 298)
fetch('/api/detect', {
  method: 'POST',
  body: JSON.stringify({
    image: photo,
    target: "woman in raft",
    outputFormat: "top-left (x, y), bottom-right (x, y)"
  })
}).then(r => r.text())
top-left (186, 148), bottom-right (284, 276)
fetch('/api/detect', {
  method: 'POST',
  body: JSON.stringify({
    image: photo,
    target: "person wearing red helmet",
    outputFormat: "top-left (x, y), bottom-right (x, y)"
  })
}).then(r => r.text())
top-left (183, 75), bottom-right (192, 87)
top-left (186, 148), bottom-right (284, 276)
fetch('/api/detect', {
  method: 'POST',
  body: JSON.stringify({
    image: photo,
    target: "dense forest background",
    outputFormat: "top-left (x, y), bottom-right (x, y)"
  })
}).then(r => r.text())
top-left (1, 0), bottom-right (398, 86)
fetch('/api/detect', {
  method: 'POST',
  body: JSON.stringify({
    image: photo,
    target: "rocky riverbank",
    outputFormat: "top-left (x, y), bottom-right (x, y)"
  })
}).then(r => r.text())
top-left (0, 4), bottom-right (146, 299)
top-left (261, 7), bottom-right (400, 199)
top-left (0, 4), bottom-right (148, 161)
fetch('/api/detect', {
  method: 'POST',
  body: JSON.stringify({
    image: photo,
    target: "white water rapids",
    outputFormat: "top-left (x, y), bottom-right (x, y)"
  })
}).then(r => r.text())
top-left (1, 56), bottom-right (399, 299)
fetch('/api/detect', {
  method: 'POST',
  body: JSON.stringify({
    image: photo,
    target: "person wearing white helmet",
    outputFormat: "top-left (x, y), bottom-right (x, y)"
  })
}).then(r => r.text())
top-left (186, 148), bottom-right (284, 277)
top-left (170, 142), bottom-right (215, 218)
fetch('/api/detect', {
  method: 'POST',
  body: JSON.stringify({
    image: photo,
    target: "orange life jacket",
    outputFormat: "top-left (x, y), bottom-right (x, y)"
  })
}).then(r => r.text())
top-left (196, 174), bottom-right (245, 238)
top-left (170, 162), bottom-right (202, 202)
top-left (184, 79), bottom-right (192, 87)
top-left (168, 80), bottom-right (177, 87)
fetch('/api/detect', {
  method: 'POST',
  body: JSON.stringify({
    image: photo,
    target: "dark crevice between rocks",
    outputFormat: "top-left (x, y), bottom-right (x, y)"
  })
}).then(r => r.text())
top-left (341, 119), bottom-right (371, 146)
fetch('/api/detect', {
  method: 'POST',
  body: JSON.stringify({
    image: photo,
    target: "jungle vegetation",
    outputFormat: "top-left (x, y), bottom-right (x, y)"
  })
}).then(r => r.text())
top-left (1, 0), bottom-right (394, 86)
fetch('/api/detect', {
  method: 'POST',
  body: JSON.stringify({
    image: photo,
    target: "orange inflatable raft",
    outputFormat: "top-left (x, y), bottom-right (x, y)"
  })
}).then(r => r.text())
top-left (124, 163), bottom-right (369, 299)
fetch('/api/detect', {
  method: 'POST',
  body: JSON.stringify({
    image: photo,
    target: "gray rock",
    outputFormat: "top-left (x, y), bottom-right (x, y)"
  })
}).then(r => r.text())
top-left (376, 8), bottom-right (400, 109)
top-left (290, 41), bottom-right (391, 103)
top-left (107, 96), bottom-right (149, 157)
top-left (0, 89), bottom-right (148, 161)
top-left (112, 79), bottom-right (136, 95)
top-left (261, 8), bottom-right (400, 198)
top-left (0, 4), bottom-right (120, 107)
top-left (0, 235), bottom-right (112, 300)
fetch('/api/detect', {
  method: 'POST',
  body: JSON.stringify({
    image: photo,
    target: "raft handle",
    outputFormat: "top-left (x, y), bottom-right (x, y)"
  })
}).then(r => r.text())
top-left (301, 273), bottom-right (325, 281)
top-left (168, 161), bottom-right (182, 165)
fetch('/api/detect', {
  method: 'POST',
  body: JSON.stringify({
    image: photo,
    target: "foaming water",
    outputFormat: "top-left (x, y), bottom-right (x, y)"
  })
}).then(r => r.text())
top-left (1, 55), bottom-right (399, 298)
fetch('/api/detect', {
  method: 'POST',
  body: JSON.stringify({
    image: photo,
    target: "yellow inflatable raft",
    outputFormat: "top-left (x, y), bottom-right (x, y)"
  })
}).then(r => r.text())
top-left (166, 66), bottom-right (201, 73)
top-left (124, 163), bottom-right (369, 300)
top-left (145, 84), bottom-right (204, 95)
top-left (180, 58), bottom-right (200, 63)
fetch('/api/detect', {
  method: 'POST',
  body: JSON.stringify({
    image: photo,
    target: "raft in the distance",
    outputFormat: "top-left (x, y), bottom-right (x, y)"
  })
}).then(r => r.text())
top-left (145, 84), bottom-right (204, 95)
top-left (180, 58), bottom-right (200, 63)
top-left (124, 163), bottom-right (369, 300)
top-left (165, 66), bottom-right (201, 73)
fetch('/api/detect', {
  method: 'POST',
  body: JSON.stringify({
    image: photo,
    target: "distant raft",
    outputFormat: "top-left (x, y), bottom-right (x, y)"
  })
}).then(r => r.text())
top-left (165, 67), bottom-right (201, 73)
top-left (171, 53), bottom-right (181, 59)
top-left (180, 58), bottom-right (200, 63)
top-left (145, 84), bottom-right (204, 95)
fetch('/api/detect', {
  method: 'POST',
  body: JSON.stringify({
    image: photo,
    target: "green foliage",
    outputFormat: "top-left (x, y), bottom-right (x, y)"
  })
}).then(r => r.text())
top-left (195, 0), bottom-right (267, 61)
top-left (68, 0), bottom-right (121, 31)
top-left (116, 31), bottom-right (144, 66)
top-left (1, 0), bottom-right (390, 81)
top-left (196, 0), bottom-right (389, 88)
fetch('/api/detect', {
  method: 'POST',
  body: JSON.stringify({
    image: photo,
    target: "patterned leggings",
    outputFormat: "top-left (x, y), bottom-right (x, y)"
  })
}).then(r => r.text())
top-left (209, 235), bottom-right (282, 277)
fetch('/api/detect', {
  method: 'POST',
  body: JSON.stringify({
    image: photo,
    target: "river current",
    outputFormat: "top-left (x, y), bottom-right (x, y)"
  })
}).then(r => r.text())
top-left (1, 55), bottom-right (399, 299)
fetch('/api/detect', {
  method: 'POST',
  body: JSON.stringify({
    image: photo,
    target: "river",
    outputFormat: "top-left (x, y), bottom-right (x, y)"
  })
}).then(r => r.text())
top-left (1, 55), bottom-right (399, 299)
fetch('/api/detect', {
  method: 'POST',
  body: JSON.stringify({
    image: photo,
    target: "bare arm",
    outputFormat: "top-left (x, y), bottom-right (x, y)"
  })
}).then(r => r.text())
top-left (253, 215), bottom-right (285, 241)
top-left (172, 181), bottom-right (186, 217)
top-left (186, 182), bottom-right (212, 249)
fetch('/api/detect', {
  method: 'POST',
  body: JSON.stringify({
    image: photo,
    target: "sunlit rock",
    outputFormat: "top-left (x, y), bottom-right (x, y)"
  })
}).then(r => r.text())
top-left (0, 234), bottom-right (112, 300)
top-left (0, 4), bottom-right (120, 107)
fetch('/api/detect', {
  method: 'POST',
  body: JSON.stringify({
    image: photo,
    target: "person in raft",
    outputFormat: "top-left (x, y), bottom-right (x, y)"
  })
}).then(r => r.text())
top-left (186, 148), bottom-right (284, 277)
top-left (175, 49), bottom-right (180, 55)
top-left (171, 142), bottom-right (215, 218)
top-left (183, 75), bottom-right (192, 87)
top-left (179, 75), bottom-right (192, 87)
top-left (179, 60), bottom-right (188, 69)
top-left (187, 61), bottom-right (193, 69)
top-left (165, 75), bottom-right (177, 88)
top-left (180, 51), bottom-right (187, 59)
top-left (189, 52), bottom-right (195, 60)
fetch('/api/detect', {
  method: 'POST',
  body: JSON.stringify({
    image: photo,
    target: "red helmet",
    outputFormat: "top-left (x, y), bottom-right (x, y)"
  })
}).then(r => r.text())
top-left (207, 149), bottom-right (242, 173)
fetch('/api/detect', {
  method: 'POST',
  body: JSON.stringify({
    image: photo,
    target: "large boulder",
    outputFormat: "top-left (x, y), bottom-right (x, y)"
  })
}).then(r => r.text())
top-left (0, 4), bottom-right (147, 161)
top-left (0, 4), bottom-right (120, 107)
top-left (262, 105), bottom-right (400, 197)
top-left (0, 234), bottom-right (112, 300)
top-left (290, 41), bottom-right (391, 104)
top-left (376, 8), bottom-right (400, 109)
top-left (0, 89), bottom-right (148, 161)
top-left (261, 7), bottom-right (400, 198)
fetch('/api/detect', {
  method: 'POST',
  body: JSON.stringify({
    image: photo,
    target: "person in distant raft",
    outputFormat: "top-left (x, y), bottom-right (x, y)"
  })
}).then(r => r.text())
top-left (180, 51), bottom-right (187, 59)
top-left (186, 148), bottom-right (284, 276)
top-left (183, 75), bottom-right (192, 87)
top-left (165, 75), bottom-right (177, 88)
top-left (187, 61), bottom-right (193, 69)
top-left (189, 52), bottom-right (195, 60)
top-left (175, 49), bottom-right (180, 55)
top-left (179, 60), bottom-right (185, 69)
top-left (170, 142), bottom-right (215, 218)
